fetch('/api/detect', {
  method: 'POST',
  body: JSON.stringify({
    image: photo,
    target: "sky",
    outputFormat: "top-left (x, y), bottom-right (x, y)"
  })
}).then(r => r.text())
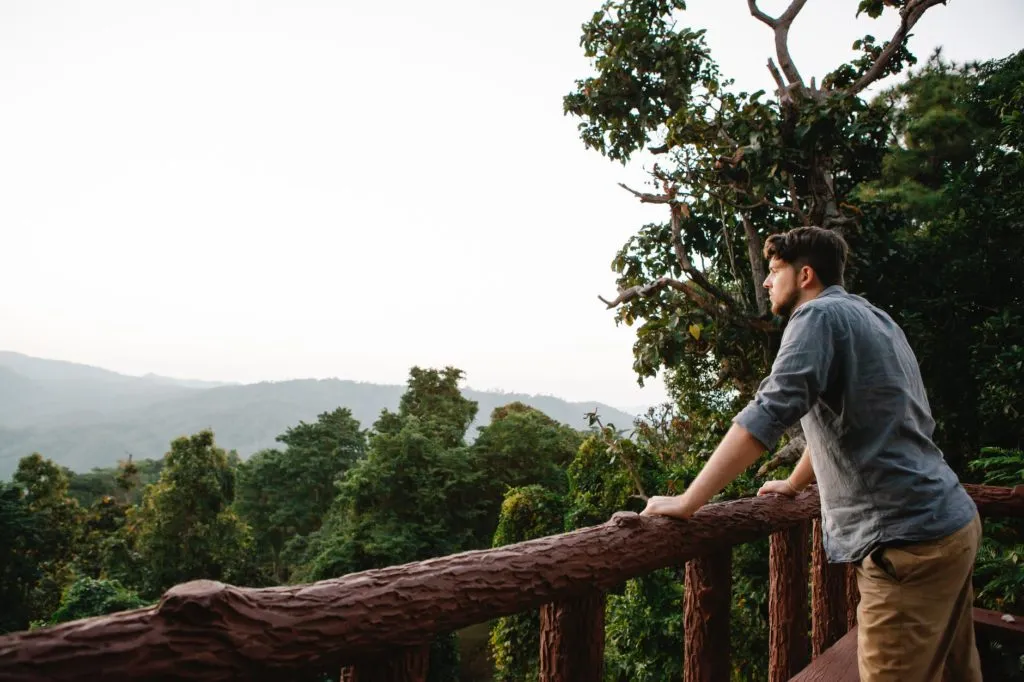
top-left (1, 0), bottom-right (1021, 411)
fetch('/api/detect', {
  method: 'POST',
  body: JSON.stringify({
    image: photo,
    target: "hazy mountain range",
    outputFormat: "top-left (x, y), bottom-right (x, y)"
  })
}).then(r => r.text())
top-left (0, 351), bottom-right (637, 477)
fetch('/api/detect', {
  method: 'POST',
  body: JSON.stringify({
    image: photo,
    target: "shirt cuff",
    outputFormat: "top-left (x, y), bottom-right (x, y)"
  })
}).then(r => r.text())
top-left (733, 399), bottom-right (788, 450)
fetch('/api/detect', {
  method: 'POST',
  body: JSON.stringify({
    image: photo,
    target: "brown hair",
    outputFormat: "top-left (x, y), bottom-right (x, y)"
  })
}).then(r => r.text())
top-left (763, 226), bottom-right (849, 287)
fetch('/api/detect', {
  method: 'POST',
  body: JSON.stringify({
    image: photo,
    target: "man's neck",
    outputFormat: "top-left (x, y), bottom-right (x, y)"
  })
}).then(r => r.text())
top-left (793, 284), bottom-right (826, 311)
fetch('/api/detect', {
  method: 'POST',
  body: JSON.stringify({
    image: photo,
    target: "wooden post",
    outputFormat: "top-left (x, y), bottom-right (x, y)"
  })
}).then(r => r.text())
top-left (684, 549), bottom-right (732, 682)
top-left (768, 521), bottom-right (810, 682)
top-left (845, 563), bottom-right (860, 631)
top-left (811, 519), bottom-right (847, 658)
top-left (539, 591), bottom-right (605, 682)
top-left (348, 645), bottom-right (430, 682)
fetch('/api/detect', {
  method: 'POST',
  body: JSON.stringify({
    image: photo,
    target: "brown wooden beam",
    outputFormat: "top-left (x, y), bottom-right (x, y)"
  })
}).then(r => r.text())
top-left (768, 521), bottom-right (809, 682)
top-left (1, 485), bottom-right (1019, 681)
top-left (539, 591), bottom-right (605, 682)
top-left (0, 489), bottom-right (823, 681)
top-left (810, 518), bottom-right (848, 658)
top-left (684, 549), bottom-right (732, 682)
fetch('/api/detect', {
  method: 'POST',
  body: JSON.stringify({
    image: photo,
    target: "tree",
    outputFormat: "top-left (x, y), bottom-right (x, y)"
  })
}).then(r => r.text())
top-left (132, 430), bottom-right (260, 597)
top-left (853, 50), bottom-right (1024, 456)
top-left (10, 454), bottom-right (82, 624)
top-left (397, 366), bottom-right (478, 449)
top-left (469, 402), bottom-right (582, 543)
top-left (295, 368), bottom-right (481, 682)
top-left (48, 577), bottom-right (146, 625)
top-left (0, 482), bottom-right (44, 633)
top-left (235, 408), bottom-right (366, 581)
top-left (563, 0), bottom-right (948, 466)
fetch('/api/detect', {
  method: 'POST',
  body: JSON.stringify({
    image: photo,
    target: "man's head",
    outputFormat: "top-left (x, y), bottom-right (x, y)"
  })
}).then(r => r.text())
top-left (762, 226), bottom-right (849, 317)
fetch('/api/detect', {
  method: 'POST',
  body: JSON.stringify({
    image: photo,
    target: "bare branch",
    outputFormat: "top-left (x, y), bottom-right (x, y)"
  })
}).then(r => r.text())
top-left (847, 0), bottom-right (947, 96)
top-left (618, 183), bottom-right (672, 204)
top-left (756, 426), bottom-right (806, 476)
top-left (750, 0), bottom-right (809, 89)
top-left (747, 0), bottom-right (776, 27)
top-left (598, 277), bottom-right (774, 332)
top-left (740, 214), bottom-right (770, 316)
top-left (598, 278), bottom-right (721, 321)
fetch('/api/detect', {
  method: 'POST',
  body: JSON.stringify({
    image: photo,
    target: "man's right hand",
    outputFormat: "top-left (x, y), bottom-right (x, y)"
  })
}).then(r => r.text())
top-left (757, 479), bottom-right (799, 497)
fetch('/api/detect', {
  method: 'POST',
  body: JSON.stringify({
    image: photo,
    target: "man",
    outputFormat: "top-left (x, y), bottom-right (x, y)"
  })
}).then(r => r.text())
top-left (640, 226), bottom-right (981, 682)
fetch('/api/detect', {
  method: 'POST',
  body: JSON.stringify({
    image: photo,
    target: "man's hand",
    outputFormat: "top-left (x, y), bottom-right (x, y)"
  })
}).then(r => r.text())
top-left (640, 494), bottom-right (697, 519)
top-left (757, 479), bottom-right (799, 497)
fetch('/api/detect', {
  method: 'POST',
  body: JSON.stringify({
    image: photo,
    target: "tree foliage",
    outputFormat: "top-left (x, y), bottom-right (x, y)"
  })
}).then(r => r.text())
top-left (48, 577), bottom-right (146, 625)
top-left (131, 430), bottom-right (259, 597)
top-left (235, 408), bottom-right (366, 581)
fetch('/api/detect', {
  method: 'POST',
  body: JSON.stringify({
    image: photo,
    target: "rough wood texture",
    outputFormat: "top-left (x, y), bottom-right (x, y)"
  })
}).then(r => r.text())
top-left (845, 563), bottom-right (859, 631)
top-left (350, 646), bottom-right (429, 682)
top-left (0, 485), bottom-right (1019, 682)
top-left (965, 482), bottom-right (1024, 517)
top-left (0, 489), bottom-right (822, 682)
top-left (684, 549), bottom-right (732, 682)
top-left (789, 625), bottom-right (859, 682)
top-left (539, 591), bottom-right (605, 682)
top-left (810, 518), bottom-right (847, 658)
top-left (768, 521), bottom-right (809, 682)
top-left (973, 606), bottom-right (1024, 643)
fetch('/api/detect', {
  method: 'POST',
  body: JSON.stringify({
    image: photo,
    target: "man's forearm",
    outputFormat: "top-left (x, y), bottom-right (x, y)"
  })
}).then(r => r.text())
top-left (786, 446), bottom-right (815, 492)
top-left (680, 423), bottom-right (766, 511)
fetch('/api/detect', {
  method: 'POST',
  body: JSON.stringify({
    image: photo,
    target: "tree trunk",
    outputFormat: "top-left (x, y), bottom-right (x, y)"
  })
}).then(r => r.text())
top-left (811, 519), bottom-right (848, 658)
top-left (684, 549), bottom-right (732, 682)
top-left (845, 563), bottom-right (859, 631)
top-left (768, 522), bottom-right (810, 682)
top-left (539, 591), bottom-right (605, 682)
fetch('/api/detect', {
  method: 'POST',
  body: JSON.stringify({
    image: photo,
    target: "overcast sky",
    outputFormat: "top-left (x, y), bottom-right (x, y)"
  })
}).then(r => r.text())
top-left (1, 0), bottom-right (1021, 410)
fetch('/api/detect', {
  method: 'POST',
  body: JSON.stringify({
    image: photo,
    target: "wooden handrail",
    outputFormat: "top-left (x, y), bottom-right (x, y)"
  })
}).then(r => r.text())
top-left (0, 484), bottom-right (1020, 682)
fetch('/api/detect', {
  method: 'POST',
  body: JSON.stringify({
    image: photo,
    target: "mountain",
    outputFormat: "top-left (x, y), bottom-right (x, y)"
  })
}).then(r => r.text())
top-left (0, 352), bottom-right (636, 477)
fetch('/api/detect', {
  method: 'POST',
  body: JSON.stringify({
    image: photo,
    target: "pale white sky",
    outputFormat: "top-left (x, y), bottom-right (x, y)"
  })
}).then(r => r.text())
top-left (1, 1), bottom-right (1020, 410)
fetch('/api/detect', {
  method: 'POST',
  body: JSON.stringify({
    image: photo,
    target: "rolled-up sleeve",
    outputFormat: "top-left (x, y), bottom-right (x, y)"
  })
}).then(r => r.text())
top-left (734, 305), bottom-right (835, 449)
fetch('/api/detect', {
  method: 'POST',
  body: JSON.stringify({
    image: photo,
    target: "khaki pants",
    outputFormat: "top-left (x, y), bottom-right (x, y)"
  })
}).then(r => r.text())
top-left (855, 514), bottom-right (983, 682)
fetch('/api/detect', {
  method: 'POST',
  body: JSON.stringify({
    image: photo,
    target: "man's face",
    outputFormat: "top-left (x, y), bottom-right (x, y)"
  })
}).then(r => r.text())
top-left (764, 257), bottom-right (800, 317)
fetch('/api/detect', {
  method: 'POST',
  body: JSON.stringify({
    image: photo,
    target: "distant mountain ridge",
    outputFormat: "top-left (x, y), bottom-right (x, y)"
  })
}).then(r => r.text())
top-left (0, 352), bottom-right (637, 477)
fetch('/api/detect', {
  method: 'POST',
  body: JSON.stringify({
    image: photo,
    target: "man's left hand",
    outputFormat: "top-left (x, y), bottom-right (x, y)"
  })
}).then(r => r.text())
top-left (640, 495), bottom-right (697, 519)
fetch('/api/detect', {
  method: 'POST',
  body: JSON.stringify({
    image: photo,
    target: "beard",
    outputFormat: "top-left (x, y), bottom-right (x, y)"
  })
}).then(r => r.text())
top-left (772, 289), bottom-right (800, 318)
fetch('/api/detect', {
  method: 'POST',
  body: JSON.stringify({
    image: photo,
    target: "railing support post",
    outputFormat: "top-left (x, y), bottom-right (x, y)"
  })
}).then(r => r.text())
top-left (346, 644), bottom-right (430, 682)
top-left (811, 518), bottom-right (848, 658)
top-left (684, 548), bottom-right (732, 682)
top-left (846, 563), bottom-right (860, 631)
top-left (539, 590), bottom-right (605, 682)
top-left (768, 521), bottom-right (810, 682)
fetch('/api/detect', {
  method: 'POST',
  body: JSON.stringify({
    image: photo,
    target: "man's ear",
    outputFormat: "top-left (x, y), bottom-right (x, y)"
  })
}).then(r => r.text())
top-left (799, 265), bottom-right (816, 289)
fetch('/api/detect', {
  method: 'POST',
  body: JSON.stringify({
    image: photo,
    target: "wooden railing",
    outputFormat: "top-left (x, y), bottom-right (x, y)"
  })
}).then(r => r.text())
top-left (0, 484), bottom-right (1021, 682)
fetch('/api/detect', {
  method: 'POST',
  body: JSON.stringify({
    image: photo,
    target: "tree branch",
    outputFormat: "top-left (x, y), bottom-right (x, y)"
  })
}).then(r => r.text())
top-left (597, 278), bottom-right (774, 332)
top-left (598, 277), bottom-right (720, 320)
top-left (747, 0), bottom-right (776, 27)
top-left (740, 214), bottom-right (770, 316)
top-left (788, 176), bottom-right (809, 225)
top-left (767, 59), bottom-right (787, 94)
top-left (756, 426), bottom-right (806, 476)
top-left (749, 0), bottom-right (809, 89)
top-left (846, 0), bottom-right (947, 96)
top-left (669, 203), bottom-right (743, 313)
top-left (618, 183), bottom-right (672, 204)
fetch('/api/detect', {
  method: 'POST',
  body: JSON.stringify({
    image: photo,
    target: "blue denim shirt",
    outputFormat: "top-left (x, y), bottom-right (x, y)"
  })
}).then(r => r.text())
top-left (734, 286), bottom-right (976, 562)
